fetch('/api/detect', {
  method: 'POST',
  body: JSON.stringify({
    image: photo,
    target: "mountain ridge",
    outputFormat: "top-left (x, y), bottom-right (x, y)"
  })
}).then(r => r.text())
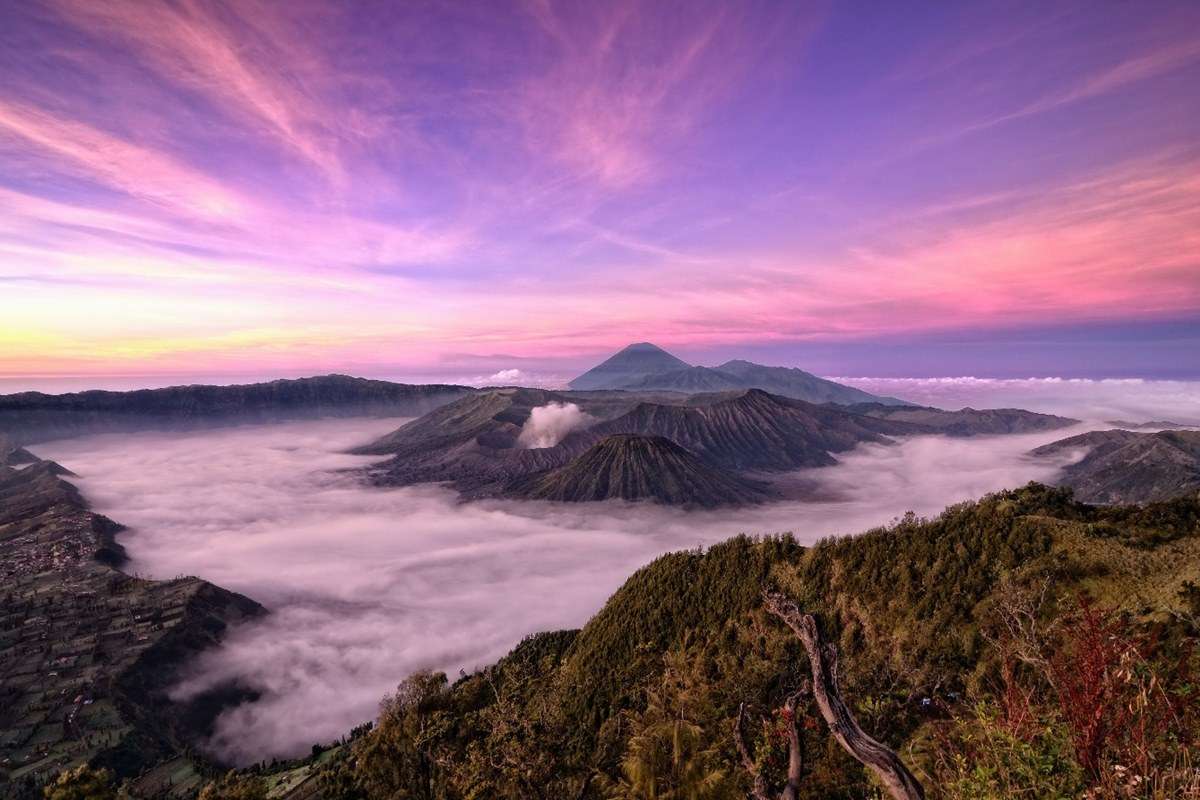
top-left (1032, 428), bottom-right (1200, 503)
top-left (360, 386), bottom-right (1084, 505)
top-left (566, 342), bottom-right (911, 406)
top-left (588, 388), bottom-right (914, 471)
top-left (567, 343), bottom-right (691, 391)
top-left (0, 375), bottom-right (471, 445)
top-left (0, 452), bottom-right (265, 791)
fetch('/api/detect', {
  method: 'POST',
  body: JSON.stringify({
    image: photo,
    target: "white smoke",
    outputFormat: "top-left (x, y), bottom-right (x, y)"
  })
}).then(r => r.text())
top-left (517, 401), bottom-right (593, 448)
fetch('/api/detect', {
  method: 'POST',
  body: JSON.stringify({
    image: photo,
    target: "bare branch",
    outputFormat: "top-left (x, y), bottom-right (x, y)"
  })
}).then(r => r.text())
top-left (779, 687), bottom-right (807, 800)
top-left (733, 702), bottom-right (771, 800)
top-left (763, 590), bottom-right (926, 800)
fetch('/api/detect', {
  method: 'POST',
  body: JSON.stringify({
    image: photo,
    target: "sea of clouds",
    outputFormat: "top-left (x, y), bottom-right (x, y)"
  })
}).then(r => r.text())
top-left (835, 376), bottom-right (1200, 423)
top-left (37, 377), bottom-right (1197, 763)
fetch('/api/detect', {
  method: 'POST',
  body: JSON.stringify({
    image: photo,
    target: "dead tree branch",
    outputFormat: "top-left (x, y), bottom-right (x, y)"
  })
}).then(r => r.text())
top-left (733, 703), bottom-right (770, 800)
top-left (763, 590), bottom-right (926, 800)
top-left (733, 689), bottom-right (806, 800)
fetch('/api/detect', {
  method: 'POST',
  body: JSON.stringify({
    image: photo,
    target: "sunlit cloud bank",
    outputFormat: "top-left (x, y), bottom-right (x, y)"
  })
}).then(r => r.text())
top-left (39, 402), bottom-right (1139, 763)
top-left (836, 377), bottom-right (1200, 424)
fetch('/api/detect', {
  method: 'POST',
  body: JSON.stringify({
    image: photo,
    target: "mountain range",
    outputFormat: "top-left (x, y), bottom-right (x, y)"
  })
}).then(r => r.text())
top-left (360, 385), bottom-right (1076, 506)
top-left (0, 375), bottom-right (470, 445)
top-left (1, 373), bottom-right (1194, 798)
top-left (566, 342), bottom-right (909, 405)
top-left (847, 401), bottom-right (1084, 436)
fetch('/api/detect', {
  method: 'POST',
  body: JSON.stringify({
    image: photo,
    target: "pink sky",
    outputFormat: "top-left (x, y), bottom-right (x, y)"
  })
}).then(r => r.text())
top-left (1, 1), bottom-right (1198, 381)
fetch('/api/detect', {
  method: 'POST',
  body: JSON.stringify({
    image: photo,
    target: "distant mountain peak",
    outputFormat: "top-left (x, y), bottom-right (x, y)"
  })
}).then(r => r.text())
top-left (608, 357), bottom-right (912, 407)
top-left (567, 342), bottom-right (691, 390)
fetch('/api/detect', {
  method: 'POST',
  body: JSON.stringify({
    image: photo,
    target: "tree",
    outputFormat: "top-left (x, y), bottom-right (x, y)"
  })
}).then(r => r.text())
top-left (352, 671), bottom-right (453, 800)
top-left (732, 691), bottom-right (806, 800)
top-left (43, 765), bottom-right (118, 800)
top-left (606, 662), bottom-right (738, 800)
top-left (197, 772), bottom-right (267, 800)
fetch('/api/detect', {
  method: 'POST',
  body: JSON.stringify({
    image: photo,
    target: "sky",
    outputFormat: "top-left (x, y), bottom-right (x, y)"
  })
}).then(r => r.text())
top-left (2, 0), bottom-right (1199, 382)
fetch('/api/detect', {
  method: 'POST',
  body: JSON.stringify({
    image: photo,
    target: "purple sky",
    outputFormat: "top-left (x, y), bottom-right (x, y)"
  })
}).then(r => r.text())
top-left (1, 1), bottom-right (1198, 382)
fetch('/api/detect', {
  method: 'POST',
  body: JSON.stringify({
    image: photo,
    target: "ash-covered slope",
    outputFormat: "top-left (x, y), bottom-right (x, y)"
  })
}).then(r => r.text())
top-left (356, 388), bottom-right (655, 495)
top-left (0, 433), bottom-right (37, 466)
top-left (0, 375), bottom-right (470, 445)
top-left (847, 402), bottom-right (1078, 436)
top-left (354, 387), bottom-right (564, 456)
top-left (1032, 429), bottom-right (1200, 504)
top-left (567, 342), bottom-right (691, 390)
top-left (589, 389), bottom-right (916, 471)
top-left (505, 434), bottom-right (775, 507)
top-left (0, 451), bottom-right (264, 790)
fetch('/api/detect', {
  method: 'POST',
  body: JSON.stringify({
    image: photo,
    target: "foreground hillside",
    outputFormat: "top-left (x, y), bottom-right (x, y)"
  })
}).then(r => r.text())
top-left (174, 484), bottom-right (1198, 800)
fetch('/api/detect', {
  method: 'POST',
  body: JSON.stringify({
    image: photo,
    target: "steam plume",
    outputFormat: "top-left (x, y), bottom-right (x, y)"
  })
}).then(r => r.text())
top-left (518, 401), bottom-right (593, 448)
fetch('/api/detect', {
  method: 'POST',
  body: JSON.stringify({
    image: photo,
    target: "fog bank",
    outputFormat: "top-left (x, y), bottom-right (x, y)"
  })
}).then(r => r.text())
top-left (38, 412), bottom-right (1102, 763)
top-left (835, 376), bottom-right (1200, 423)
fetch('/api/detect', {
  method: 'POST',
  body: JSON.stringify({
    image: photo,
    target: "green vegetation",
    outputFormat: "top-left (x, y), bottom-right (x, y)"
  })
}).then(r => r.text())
top-left (41, 764), bottom-right (119, 800)
top-left (197, 772), bottom-right (268, 800)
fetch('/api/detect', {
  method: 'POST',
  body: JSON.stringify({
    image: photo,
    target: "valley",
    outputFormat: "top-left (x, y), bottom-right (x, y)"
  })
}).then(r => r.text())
top-left (0, 355), bottom-right (1195, 798)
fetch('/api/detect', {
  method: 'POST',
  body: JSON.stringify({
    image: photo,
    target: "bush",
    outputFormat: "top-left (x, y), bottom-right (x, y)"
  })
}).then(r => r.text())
top-left (42, 766), bottom-right (118, 800)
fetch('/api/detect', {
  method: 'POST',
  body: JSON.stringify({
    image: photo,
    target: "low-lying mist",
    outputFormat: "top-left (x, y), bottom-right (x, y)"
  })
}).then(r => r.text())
top-left (835, 376), bottom-right (1200, 423)
top-left (37, 409), bottom-right (1128, 763)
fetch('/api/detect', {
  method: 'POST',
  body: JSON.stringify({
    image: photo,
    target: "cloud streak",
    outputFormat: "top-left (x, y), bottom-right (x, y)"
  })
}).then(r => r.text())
top-left (48, 0), bottom-right (344, 180)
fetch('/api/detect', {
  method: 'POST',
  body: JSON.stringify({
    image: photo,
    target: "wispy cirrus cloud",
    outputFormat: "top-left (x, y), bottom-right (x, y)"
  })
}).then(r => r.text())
top-left (923, 36), bottom-right (1200, 148)
top-left (0, 99), bottom-right (247, 221)
top-left (0, 1), bottom-right (1197, 378)
top-left (514, 0), bottom-right (791, 189)
top-left (47, 0), bottom-right (345, 182)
